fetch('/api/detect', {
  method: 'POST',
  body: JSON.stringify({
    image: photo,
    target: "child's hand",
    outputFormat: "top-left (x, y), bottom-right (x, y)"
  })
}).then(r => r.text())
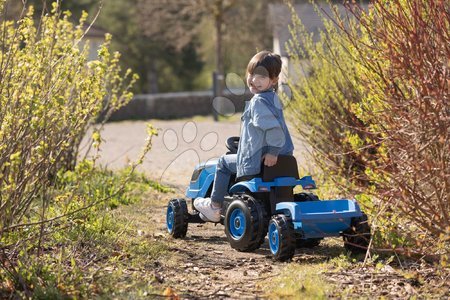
top-left (263, 154), bottom-right (278, 167)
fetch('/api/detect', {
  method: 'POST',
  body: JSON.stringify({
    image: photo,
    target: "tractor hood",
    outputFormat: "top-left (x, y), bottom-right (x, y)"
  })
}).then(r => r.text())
top-left (185, 159), bottom-right (218, 199)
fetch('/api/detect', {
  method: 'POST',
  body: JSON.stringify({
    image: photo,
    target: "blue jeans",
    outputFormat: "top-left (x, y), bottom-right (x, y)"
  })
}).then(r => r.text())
top-left (211, 154), bottom-right (237, 206)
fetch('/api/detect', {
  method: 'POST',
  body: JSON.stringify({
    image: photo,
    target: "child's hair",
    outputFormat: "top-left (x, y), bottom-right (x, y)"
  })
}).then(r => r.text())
top-left (246, 50), bottom-right (282, 80)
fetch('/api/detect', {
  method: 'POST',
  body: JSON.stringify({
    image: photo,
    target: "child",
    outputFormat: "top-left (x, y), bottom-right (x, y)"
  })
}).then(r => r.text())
top-left (194, 50), bottom-right (294, 222)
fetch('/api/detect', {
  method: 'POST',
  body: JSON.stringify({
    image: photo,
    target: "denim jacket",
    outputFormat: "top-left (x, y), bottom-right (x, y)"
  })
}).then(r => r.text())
top-left (236, 91), bottom-right (294, 178)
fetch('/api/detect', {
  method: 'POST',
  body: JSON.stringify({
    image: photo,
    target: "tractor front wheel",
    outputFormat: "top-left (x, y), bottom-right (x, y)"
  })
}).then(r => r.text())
top-left (166, 199), bottom-right (189, 238)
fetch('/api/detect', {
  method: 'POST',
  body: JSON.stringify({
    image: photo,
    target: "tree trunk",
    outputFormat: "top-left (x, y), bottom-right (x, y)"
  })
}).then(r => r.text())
top-left (214, 1), bottom-right (225, 121)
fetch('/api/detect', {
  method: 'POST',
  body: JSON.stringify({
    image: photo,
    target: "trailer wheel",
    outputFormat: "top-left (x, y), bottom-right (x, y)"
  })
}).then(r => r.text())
top-left (268, 215), bottom-right (296, 261)
top-left (343, 213), bottom-right (371, 253)
top-left (166, 199), bottom-right (189, 238)
top-left (225, 194), bottom-right (268, 252)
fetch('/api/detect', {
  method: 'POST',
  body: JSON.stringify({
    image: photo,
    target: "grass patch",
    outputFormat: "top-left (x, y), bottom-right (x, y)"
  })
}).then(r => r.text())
top-left (260, 263), bottom-right (333, 299)
top-left (0, 166), bottom-right (172, 298)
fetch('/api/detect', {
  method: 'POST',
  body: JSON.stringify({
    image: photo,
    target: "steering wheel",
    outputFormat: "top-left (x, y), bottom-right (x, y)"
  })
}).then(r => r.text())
top-left (226, 136), bottom-right (240, 154)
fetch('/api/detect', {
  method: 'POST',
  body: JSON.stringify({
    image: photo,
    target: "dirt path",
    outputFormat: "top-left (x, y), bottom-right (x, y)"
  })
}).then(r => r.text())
top-left (148, 196), bottom-right (332, 299)
top-left (139, 192), bottom-right (449, 299)
top-left (158, 222), bottom-right (279, 298)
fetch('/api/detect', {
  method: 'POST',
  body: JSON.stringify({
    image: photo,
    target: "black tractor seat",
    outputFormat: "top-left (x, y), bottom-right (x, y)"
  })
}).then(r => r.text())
top-left (235, 155), bottom-right (300, 213)
top-left (236, 155), bottom-right (299, 182)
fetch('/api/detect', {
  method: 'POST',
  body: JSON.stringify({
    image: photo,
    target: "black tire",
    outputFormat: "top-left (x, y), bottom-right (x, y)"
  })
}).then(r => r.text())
top-left (294, 192), bottom-right (320, 202)
top-left (343, 213), bottom-right (371, 253)
top-left (166, 199), bottom-right (189, 238)
top-left (268, 215), bottom-right (296, 261)
top-left (296, 238), bottom-right (322, 248)
top-left (224, 194), bottom-right (268, 252)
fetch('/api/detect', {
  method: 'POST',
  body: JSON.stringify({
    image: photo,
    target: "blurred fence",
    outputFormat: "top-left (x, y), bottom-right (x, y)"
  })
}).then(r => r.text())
top-left (109, 90), bottom-right (250, 121)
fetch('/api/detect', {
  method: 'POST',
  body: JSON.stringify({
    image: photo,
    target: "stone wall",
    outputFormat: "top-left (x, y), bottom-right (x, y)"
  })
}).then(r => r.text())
top-left (109, 90), bottom-right (251, 121)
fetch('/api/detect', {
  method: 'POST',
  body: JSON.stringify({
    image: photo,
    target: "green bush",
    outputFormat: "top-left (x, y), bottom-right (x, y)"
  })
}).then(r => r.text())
top-left (349, 0), bottom-right (449, 262)
top-left (0, 162), bottom-right (167, 297)
top-left (0, 1), bottom-right (162, 295)
top-left (286, 0), bottom-right (449, 261)
top-left (0, 2), bottom-right (136, 233)
top-left (285, 3), bottom-right (379, 196)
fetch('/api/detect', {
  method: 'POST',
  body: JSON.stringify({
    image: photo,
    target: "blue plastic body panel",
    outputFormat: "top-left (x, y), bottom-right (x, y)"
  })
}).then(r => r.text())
top-left (186, 159), bottom-right (317, 198)
top-left (185, 160), bottom-right (217, 198)
top-left (229, 176), bottom-right (316, 194)
top-left (276, 200), bottom-right (362, 238)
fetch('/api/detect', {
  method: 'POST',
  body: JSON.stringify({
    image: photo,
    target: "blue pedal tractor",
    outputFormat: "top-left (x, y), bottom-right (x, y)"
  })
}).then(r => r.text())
top-left (166, 137), bottom-right (371, 261)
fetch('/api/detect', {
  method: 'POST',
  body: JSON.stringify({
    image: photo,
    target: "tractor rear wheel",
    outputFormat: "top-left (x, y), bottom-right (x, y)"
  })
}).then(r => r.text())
top-left (294, 192), bottom-right (320, 202)
top-left (224, 194), bottom-right (268, 252)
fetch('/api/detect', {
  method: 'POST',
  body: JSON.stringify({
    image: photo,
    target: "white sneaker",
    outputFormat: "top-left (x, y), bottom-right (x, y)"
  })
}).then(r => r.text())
top-left (194, 197), bottom-right (221, 223)
top-left (199, 213), bottom-right (208, 222)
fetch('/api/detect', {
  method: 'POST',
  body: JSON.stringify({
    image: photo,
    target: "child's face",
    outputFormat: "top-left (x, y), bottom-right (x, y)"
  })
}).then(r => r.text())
top-left (247, 73), bottom-right (277, 94)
